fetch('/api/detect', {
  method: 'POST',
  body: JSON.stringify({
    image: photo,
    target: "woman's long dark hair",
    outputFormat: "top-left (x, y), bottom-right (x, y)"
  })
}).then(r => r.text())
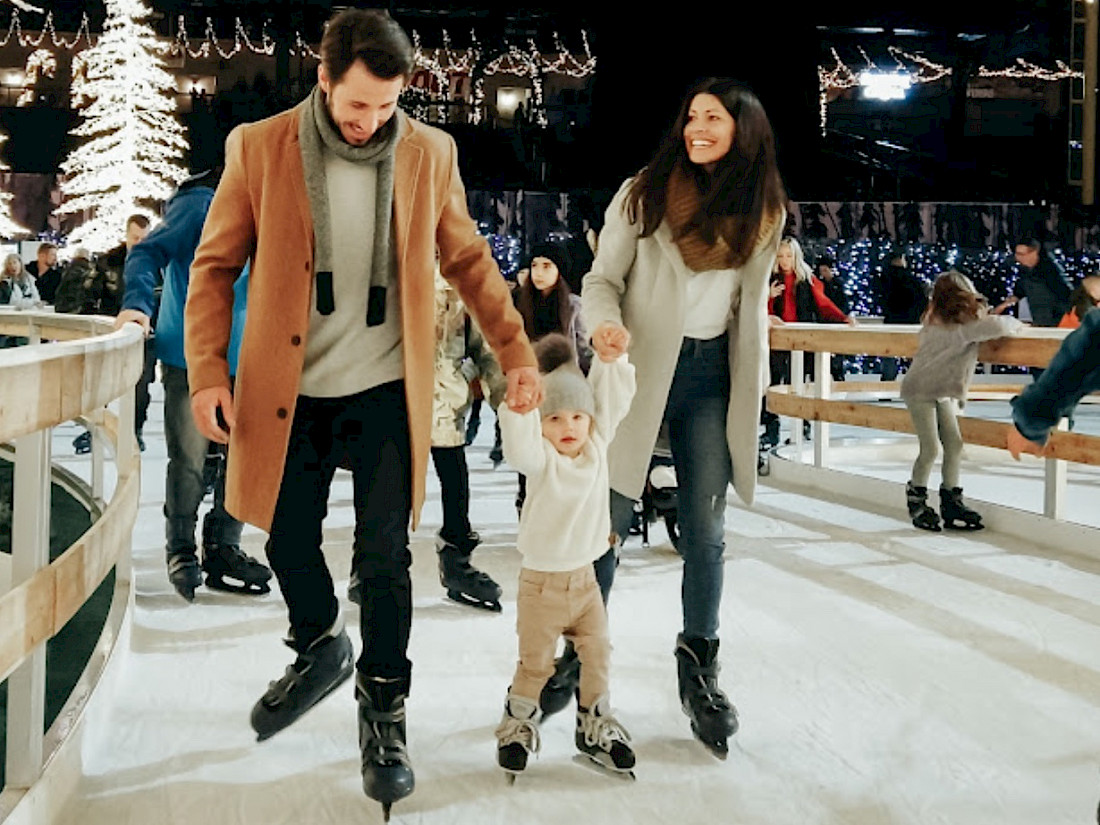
top-left (625, 77), bottom-right (786, 267)
top-left (514, 274), bottom-right (574, 343)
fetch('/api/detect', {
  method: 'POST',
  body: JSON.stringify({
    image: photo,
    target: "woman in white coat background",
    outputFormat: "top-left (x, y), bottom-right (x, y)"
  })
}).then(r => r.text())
top-left (580, 77), bottom-right (786, 757)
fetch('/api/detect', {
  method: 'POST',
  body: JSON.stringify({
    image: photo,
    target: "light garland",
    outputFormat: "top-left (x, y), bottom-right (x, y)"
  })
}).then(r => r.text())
top-left (818, 45), bottom-right (1083, 136)
top-left (0, 130), bottom-right (29, 240)
top-left (16, 46), bottom-right (55, 106)
top-left (57, 0), bottom-right (188, 253)
top-left (0, 9), bottom-right (93, 50)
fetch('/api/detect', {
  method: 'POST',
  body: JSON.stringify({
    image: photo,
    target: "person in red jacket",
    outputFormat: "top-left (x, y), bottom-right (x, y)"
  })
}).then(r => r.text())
top-left (762, 237), bottom-right (854, 445)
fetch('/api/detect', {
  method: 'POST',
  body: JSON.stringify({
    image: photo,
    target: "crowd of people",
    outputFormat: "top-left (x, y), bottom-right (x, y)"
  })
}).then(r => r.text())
top-left (2, 7), bottom-right (1098, 820)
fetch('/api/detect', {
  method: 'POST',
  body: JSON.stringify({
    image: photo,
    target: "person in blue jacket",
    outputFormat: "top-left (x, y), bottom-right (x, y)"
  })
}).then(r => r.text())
top-left (1007, 308), bottom-right (1100, 459)
top-left (116, 169), bottom-right (272, 601)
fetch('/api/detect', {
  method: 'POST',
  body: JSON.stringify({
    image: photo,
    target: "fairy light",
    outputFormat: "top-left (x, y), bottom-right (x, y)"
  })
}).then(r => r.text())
top-left (57, 0), bottom-right (188, 253)
top-left (0, 9), bottom-right (94, 50)
top-left (0, 130), bottom-right (29, 239)
top-left (818, 45), bottom-right (1082, 135)
top-left (16, 46), bottom-right (54, 105)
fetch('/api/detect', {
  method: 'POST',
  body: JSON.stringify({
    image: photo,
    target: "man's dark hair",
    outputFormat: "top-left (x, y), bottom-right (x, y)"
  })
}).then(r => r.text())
top-left (815, 253), bottom-right (835, 269)
top-left (37, 242), bottom-right (56, 255)
top-left (1014, 236), bottom-right (1041, 251)
top-left (320, 8), bottom-right (414, 84)
top-left (126, 214), bottom-right (150, 231)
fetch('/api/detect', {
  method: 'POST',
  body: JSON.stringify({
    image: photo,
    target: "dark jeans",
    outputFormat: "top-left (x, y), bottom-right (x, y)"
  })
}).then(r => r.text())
top-left (266, 381), bottom-right (412, 682)
top-left (162, 365), bottom-right (242, 551)
top-left (135, 335), bottom-right (156, 435)
top-left (430, 445), bottom-right (470, 543)
top-left (606, 335), bottom-right (732, 639)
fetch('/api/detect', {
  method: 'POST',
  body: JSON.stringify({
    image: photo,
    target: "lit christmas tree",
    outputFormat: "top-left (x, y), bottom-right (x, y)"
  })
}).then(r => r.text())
top-left (0, 130), bottom-right (29, 240)
top-left (57, 0), bottom-right (188, 252)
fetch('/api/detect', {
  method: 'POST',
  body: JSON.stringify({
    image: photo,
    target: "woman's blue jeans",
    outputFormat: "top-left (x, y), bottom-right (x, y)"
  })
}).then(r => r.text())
top-left (609, 335), bottom-right (732, 640)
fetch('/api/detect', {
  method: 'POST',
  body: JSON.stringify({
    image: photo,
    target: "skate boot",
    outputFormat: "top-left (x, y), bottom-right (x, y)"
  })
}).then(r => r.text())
top-left (538, 640), bottom-right (580, 720)
top-left (357, 674), bottom-right (415, 822)
top-left (436, 531), bottom-right (502, 612)
top-left (250, 621), bottom-right (354, 741)
top-left (496, 693), bottom-right (541, 780)
top-left (201, 541), bottom-right (272, 595)
top-left (906, 482), bottom-right (942, 532)
top-left (73, 430), bottom-right (92, 455)
top-left (939, 485), bottom-right (984, 531)
top-left (675, 634), bottom-right (739, 759)
top-left (575, 695), bottom-right (635, 777)
top-left (166, 548), bottom-right (203, 602)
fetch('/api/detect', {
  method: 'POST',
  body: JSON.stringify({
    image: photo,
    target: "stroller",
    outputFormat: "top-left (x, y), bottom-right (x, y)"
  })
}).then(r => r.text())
top-left (630, 425), bottom-right (680, 551)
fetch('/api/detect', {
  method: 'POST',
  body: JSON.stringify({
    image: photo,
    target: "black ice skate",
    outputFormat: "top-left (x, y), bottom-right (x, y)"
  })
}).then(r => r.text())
top-left (939, 485), bottom-right (984, 530)
top-left (166, 548), bottom-right (203, 602)
top-left (201, 542), bottom-right (272, 595)
top-left (496, 693), bottom-right (541, 782)
top-left (906, 482), bottom-right (942, 532)
top-left (675, 634), bottom-right (739, 759)
top-left (436, 531), bottom-right (502, 611)
top-left (539, 640), bottom-right (580, 720)
top-left (574, 696), bottom-right (635, 779)
top-left (250, 624), bottom-right (354, 741)
top-left (357, 674), bottom-right (415, 822)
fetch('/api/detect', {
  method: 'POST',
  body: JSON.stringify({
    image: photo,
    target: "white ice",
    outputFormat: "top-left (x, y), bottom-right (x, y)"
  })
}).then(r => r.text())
top-left (45, 384), bottom-right (1100, 825)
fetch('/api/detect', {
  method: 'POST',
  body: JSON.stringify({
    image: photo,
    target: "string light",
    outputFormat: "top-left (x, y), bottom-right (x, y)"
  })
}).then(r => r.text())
top-left (0, 9), bottom-right (94, 50)
top-left (15, 46), bottom-right (53, 106)
top-left (818, 46), bottom-right (1082, 135)
top-left (0, 130), bottom-right (29, 239)
top-left (57, 0), bottom-right (188, 253)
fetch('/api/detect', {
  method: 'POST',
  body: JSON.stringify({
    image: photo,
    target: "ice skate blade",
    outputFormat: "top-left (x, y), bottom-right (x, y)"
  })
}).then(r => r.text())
top-left (381, 802), bottom-right (392, 822)
top-left (943, 521), bottom-right (983, 531)
top-left (571, 753), bottom-right (636, 780)
top-left (692, 731), bottom-right (729, 760)
top-left (206, 574), bottom-right (272, 596)
top-left (445, 590), bottom-right (503, 612)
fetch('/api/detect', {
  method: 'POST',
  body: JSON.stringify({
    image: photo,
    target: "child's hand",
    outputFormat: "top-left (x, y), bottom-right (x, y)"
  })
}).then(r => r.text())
top-left (1006, 425), bottom-right (1050, 460)
top-left (505, 366), bottom-right (543, 413)
top-left (593, 321), bottom-right (630, 361)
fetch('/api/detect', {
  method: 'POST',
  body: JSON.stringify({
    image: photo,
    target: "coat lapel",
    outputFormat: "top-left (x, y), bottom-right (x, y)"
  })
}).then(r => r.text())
top-left (393, 117), bottom-right (424, 272)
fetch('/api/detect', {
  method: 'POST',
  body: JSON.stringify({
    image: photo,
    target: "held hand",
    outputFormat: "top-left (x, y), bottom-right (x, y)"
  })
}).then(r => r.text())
top-left (769, 282), bottom-right (785, 299)
top-left (114, 309), bottom-right (152, 336)
top-left (592, 321), bottom-right (631, 361)
top-left (505, 366), bottom-right (543, 413)
top-left (191, 386), bottom-right (236, 444)
top-left (1006, 425), bottom-right (1050, 460)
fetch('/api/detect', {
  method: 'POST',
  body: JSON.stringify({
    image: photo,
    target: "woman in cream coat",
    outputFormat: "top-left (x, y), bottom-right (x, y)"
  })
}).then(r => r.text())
top-left (580, 78), bottom-right (785, 757)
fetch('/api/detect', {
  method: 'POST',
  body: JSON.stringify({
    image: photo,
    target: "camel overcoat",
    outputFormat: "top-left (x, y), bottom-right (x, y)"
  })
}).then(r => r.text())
top-left (185, 104), bottom-right (534, 532)
top-left (581, 180), bottom-right (783, 505)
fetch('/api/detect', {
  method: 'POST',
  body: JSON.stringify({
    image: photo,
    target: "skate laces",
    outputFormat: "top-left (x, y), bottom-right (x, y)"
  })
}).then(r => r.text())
top-left (577, 707), bottom-right (631, 751)
top-left (496, 713), bottom-right (541, 754)
top-left (262, 661), bottom-right (308, 707)
top-left (363, 705), bottom-right (409, 764)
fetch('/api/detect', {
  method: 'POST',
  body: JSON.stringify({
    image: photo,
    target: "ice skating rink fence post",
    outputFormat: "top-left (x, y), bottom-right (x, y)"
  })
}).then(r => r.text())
top-left (0, 310), bottom-right (144, 825)
top-left (766, 324), bottom-right (1100, 529)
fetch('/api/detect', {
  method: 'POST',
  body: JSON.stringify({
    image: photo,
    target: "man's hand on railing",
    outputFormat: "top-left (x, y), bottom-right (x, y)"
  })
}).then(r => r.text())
top-left (1006, 425), bottom-right (1051, 460)
top-left (115, 309), bottom-right (152, 336)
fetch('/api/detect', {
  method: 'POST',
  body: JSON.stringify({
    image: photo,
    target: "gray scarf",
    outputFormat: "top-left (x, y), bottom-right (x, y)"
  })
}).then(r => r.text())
top-left (298, 85), bottom-right (401, 326)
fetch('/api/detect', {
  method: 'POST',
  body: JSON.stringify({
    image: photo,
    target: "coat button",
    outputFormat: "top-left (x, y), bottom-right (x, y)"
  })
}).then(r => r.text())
top-left (304, 261), bottom-right (310, 271)
top-left (277, 408), bottom-right (288, 419)
top-left (290, 335), bottom-right (301, 346)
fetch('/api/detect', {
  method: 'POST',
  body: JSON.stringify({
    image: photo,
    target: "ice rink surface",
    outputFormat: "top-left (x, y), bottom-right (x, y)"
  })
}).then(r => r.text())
top-left (47, 387), bottom-right (1100, 825)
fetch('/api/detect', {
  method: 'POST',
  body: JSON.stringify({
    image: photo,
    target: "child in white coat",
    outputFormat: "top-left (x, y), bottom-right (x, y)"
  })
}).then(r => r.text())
top-left (495, 333), bottom-right (636, 777)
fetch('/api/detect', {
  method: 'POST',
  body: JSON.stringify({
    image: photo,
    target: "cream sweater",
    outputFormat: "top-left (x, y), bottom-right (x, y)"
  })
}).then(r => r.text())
top-left (499, 356), bottom-right (636, 572)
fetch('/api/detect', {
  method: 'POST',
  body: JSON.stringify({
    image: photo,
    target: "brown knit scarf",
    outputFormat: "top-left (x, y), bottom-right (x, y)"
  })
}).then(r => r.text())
top-left (665, 168), bottom-right (781, 272)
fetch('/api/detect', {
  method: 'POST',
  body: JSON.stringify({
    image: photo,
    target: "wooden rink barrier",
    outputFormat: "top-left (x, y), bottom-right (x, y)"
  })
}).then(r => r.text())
top-left (766, 323), bottom-right (1100, 470)
top-left (0, 310), bottom-right (144, 824)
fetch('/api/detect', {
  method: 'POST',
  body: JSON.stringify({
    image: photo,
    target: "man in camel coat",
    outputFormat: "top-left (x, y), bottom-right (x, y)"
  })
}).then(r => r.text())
top-left (183, 9), bottom-right (539, 811)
